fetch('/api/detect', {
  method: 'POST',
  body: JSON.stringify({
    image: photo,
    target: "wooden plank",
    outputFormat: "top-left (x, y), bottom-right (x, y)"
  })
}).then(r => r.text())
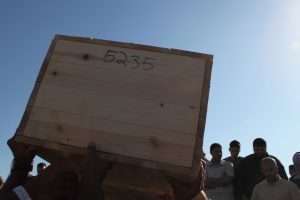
top-left (15, 38), bottom-right (58, 138)
top-left (23, 107), bottom-right (196, 167)
top-left (42, 60), bottom-right (203, 107)
top-left (103, 163), bottom-right (172, 196)
top-left (192, 58), bottom-right (213, 170)
top-left (15, 135), bottom-right (199, 180)
top-left (53, 40), bottom-right (206, 85)
top-left (34, 83), bottom-right (199, 135)
top-left (54, 34), bottom-right (213, 60)
top-left (103, 185), bottom-right (164, 200)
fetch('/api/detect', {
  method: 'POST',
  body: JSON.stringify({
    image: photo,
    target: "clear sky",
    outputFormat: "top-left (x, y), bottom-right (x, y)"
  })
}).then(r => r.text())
top-left (1, 0), bottom-right (300, 180)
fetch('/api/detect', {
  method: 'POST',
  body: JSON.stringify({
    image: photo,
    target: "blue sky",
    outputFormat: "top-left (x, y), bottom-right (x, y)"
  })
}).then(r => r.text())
top-left (1, 0), bottom-right (300, 180)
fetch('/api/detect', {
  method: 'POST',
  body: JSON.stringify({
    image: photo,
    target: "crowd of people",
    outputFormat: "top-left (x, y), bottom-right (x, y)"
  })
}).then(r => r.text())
top-left (203, 138), bottom-right (300, 200)
top-left (0, 136), bottom-right (299, 200)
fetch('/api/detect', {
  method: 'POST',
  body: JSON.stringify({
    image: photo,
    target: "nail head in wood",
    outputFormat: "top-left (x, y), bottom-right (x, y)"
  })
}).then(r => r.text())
top-left (150, 137), bottom-right (159, 148)
top-left (56, 125), bottom-right (64, 132)
top-left (82, 54), bottom-right (90, 60)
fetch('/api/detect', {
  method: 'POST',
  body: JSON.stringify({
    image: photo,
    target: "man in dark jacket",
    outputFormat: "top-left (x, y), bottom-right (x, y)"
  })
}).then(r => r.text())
top-left (236, 138), bottom-right (287, 200)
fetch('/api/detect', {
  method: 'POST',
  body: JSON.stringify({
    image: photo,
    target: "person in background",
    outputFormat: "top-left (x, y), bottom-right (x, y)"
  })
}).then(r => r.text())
top-left (289, 164), bottom-right (297, 178)
top-left (204, 143), bottom-right (234, 200)
top-left (290, 152), bottom-right (300, 189)
top-left (224, 140), bottom-right (243, 166)
top-left (251, 157), bottom-right (300, 200)
top-left (236, 138), bottom-right (288, 200)
top-left (0, 176), bottom-right (4, 190)
top-left (224, 140), bottom-right (243, 200)
top-left (36, 162), bottom-right (47, 175)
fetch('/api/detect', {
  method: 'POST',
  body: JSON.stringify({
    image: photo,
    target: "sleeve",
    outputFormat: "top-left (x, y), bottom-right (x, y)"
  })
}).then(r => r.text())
top-left (224, 161), bottom-right (234, 177)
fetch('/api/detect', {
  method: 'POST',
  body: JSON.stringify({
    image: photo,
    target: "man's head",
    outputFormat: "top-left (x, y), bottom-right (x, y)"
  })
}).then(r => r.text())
top-left (37, 162), bottom-right (46, 175)
top-left (261, 157), bottom-right (279, 184)
top-left (289, 164), bottom-right (297, 177)
top-left (253, 138), bottom-right (267, 157)
top-left (210, 143), bottom-right (222, 163)
top-left (293, 152), bottom-right (300, 173)
top-left (229, 140), bottom-right (240, 160)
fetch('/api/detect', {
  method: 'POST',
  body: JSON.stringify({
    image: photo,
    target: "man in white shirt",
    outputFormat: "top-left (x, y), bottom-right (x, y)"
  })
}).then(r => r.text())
top-left (251, 157), bottom-right (300, 200)
top-left (204, 143), bottom-right (234, 200)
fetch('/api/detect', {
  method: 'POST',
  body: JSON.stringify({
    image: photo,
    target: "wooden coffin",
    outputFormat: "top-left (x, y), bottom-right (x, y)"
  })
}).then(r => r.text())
top-left (15, 35), bottom-right (213, 198)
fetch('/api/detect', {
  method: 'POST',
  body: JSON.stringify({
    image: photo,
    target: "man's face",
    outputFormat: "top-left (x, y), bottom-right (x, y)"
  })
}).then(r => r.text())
top-left (37, 166), bottom-right (46, 175)
top-left (211, 147), bottom-right (222, 162)
top-left (253, 146), bottom-right (266, 157)
top-left (229, 147), bottom-right (240, 159)
top-left (261, 161), bottom-right (278, 183)
top-left (294, 161), bottom-right (300, 173)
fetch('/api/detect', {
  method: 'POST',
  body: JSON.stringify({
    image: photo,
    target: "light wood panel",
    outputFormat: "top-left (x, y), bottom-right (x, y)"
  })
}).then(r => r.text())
top-left (23, 107), bottom-right (196, 167)
top-left (34, 82), bottom-right (199, 135)
top-left (53, 40), bottom-right (206, 84)
top-left (42, 59), bottom-right (204, 107)
top-left (15, 34), bottom-right (212, 174)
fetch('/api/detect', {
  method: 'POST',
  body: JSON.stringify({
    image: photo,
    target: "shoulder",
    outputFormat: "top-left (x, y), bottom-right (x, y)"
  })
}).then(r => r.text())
top-left (237, 156), bottom-right (244, 160)
top-left (243, 154), bottom-right (254, 160)
top-left (239, 154), bottom-right (253, 165)
top-left (253, 180), bottom-right (266, 191)
top-left (284, 179), bottom-right (299, 188)
top-left (221, 160), bottom-right (233, 167)
top-left (206, 161), bottom-right (212, 166)
top-left (224, 156), bottom-right (231, 161)
top-left (268, 155), bottom-right (282, 163)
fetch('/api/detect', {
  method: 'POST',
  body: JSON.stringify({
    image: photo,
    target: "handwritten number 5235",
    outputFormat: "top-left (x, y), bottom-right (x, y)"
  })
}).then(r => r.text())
top-left (104, 50), bottom-right (155, 70)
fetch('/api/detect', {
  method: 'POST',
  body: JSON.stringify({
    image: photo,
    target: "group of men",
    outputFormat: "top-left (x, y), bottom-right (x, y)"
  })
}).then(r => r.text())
top-left (1, 136), bottom-right (299, 200)
top-left (203, 138), bottom-right (300, 200)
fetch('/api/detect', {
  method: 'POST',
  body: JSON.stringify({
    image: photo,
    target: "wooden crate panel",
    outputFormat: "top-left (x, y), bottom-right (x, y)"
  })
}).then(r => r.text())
top-left (15, 35), bottom-right (213, 173)
top-left (23, 107), bottom-right (196, 167)
top-left (53, 40), bottom-right (206, 84)
top-left (34, 80), bottom-right (200, 135)
top-left (44, 58), bottom-right (204, 107)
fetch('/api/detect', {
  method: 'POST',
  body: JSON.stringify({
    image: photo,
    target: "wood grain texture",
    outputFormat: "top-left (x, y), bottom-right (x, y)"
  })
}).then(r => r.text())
top-left (15, 135), bottom-right (199, 180)
top-left (192, 58), bottom-right (213, 170)
top-left (23, 107), bottom-right (195, 166)
top-left (54, 34), bottom-right (213, 60)
top-left (15, 35), bottom-right (213, 180)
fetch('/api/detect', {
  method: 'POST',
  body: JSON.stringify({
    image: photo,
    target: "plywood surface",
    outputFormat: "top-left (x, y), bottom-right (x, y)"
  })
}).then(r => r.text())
top-left (16, 35), bottom-right (213, 171)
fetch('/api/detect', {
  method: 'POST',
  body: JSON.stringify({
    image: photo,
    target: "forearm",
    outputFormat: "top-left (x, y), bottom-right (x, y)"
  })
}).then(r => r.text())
top-left (204, 179), bottom-right (218, 189)
top-left (205, 176), bottom-right (233, 188)
top-left (0, 171), bottom-right (29, 195)
top-left (215, 176), bottom-right (233, 186)
top-left (0, 191), bottom-right (19, 200)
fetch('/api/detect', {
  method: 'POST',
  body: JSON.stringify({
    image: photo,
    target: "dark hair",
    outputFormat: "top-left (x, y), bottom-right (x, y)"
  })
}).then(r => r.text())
top-left (229, 140), bottom-right (240, 149)
top-left (0, 176), bottom-right (3, 185)
top-left (37, 162), bottom-right (46, 168)
top-left (210, 143), bottom-right (222, 153)
top-left (253, 138), bottom-right (266, 147)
